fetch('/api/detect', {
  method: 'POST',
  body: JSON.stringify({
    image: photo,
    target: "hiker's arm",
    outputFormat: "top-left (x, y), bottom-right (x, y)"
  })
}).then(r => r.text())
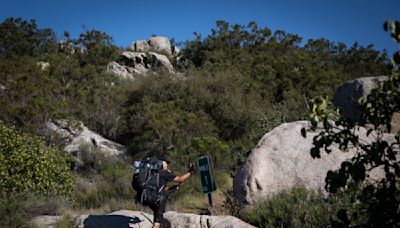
top-left (173, 172), bottom-right (192, 183)
top-left (173, 162), bottom-right (196, 183)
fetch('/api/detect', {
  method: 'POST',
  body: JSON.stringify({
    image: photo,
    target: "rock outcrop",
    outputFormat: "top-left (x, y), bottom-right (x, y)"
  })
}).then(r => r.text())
top-left (148, 36), bottom-right (172, 56)
top-left (45, 119), bottom-right (125, 165)
top-left (106, 36), bottom-right (180, 78)
top-left (106, 50), bottom-right (175, 78)
top-left (233, 121), bottom-right (393, 205)
top-left (333, 76), bottom-right (387, 122)
top-left (106, 61), bottom-right (134, 79)
top-left (391, 112), bottom-right (400, 133)
top-left (33, 210), bottom-right (255, 228)
top-left (130, 40), bottom-right (151, 53)
top-left (37, 61), bottom-right (50, 70)
top-left (333, 75), bottom-right (400, 133)
top-left (120, 51), bottom-right (151, 75)
top-left (165, 211), bottom-right (255, 228)
top-left (149, 52), bottom-right (174, 73)
top-left (129, 36), bottom-right (177, 57)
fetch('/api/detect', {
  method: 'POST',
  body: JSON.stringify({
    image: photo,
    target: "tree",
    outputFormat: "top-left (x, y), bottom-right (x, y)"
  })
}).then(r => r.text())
top-left (120, 97), bottom-right (218, 159)
top-left (74, 29), bottom-right (120, 68)
top-left (0, 17), bottom-right (57, 58)
top-left (181, 136), bottom-right (232, 171)
top-left (0, 56), bottom-right (61, 132)
top-left (304, 20), bottom-right (400, 226)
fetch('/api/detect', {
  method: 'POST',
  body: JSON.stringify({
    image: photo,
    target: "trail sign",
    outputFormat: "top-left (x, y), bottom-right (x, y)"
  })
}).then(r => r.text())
top-left (197, 156), bottom-right (216, 194)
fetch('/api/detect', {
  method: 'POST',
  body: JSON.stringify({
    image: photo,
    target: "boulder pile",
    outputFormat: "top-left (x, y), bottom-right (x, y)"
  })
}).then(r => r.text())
top-left (106, 36), bottom-right (179, 78)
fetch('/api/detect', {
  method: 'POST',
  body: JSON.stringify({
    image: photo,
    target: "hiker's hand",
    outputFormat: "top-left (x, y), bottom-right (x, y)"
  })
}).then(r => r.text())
top-left (168, 184), bottom-right (180, 191)
top-left (188, 162), bottom-right (196, 174)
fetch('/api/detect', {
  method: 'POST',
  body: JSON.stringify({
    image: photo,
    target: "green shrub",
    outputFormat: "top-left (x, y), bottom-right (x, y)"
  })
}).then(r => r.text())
top-left (74, 142), bottom-right (110, 174)
top-left (181, 136), bottom-right (232, 170)
top-left (0, 122), bottom-right (74, 227)
top-left (0, 193), bottom-right (26, 227)
top-left (0, 122), bottom-right (75, 197)
top-left (75, 160), bottom-right (135, 211)
top-left (75, 181), bottom-right (112, 209)
top-left (100, 162), bottom-right (135, 199)
top-left (0, 192), bottom-right (70, 227)
top-left (223, 189), bottom-right (242, 218)
top-left (243, 186), bottom-right (331, 228)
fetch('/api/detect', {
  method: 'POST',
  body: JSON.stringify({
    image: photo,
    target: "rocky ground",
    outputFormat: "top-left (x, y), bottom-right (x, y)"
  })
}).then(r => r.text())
top-left (33, 210), bottom-right (255, 228)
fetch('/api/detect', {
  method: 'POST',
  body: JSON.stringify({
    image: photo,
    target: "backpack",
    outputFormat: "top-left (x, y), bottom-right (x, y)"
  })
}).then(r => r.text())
top-left (131, 157), bottom-right (164, 207)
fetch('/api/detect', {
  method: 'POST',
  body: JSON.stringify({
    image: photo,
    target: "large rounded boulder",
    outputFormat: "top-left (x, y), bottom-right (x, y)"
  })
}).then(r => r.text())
top-left (332, 75), bottom-right (400, 133)
top-left (233, 121), bottom-right (390, 205)
top-left (148, 36), bottom-right (172, 55)
top-left (333, 76), bottom-right (387, 123)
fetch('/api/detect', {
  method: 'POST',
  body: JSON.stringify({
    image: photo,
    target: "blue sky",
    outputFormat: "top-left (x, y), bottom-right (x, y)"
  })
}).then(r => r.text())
top-left (1, 0), bottom-right (399, 55)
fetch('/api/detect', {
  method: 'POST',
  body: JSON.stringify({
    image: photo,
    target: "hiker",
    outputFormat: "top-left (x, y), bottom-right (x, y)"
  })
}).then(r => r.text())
top-left (133, 154), bottom-right (196, 228)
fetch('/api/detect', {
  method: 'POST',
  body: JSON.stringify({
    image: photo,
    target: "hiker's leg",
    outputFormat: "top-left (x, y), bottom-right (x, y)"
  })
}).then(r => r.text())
top-left (152, 204), bottom-right (163, 228)
top-left (158, 198), bottom-right (170, 228)
top-left (161, 217), bottom-right (171, 228)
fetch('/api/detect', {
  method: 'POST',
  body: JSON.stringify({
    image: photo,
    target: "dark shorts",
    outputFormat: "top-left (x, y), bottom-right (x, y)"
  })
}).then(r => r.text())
top-left (150, 196), bottom-right (170, 228)
top-left (150, 199), bottom-right (165, 223)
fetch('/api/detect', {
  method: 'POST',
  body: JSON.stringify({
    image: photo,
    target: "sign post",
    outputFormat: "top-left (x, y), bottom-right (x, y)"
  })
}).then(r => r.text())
top-left (197, 156), bottom-right (216, 208)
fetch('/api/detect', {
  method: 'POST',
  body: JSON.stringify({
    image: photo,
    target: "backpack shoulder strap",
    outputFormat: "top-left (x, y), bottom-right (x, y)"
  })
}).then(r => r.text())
top-left (157, 171), bottom-right (160, 189)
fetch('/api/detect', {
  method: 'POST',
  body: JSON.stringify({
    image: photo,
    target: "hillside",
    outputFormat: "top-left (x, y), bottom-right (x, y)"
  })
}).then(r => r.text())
top-left (0, 17), bottom-right (395, 227)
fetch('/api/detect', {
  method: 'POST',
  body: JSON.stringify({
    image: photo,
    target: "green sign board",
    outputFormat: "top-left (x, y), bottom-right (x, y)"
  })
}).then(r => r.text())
top-left (197, 156), bottom-right (216, 194)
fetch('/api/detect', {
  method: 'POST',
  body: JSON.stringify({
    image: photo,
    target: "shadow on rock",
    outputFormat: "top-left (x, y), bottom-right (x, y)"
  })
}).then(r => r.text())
top-left (83, 215), bottom-right (141, 228)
